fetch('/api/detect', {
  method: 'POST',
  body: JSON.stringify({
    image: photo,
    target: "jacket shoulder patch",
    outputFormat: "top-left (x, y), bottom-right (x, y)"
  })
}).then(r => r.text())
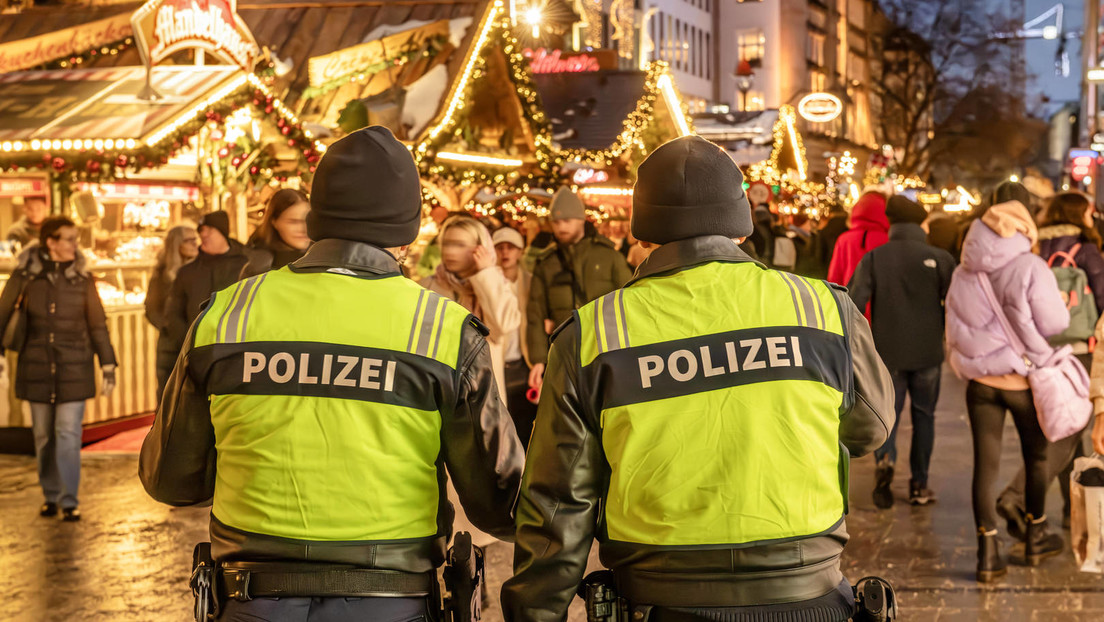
top-left (468, 315), bottom-right (491, 337)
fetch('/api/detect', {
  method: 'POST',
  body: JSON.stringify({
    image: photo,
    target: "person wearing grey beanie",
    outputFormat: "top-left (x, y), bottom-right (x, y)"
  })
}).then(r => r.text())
top-left (503, 135), bottom-right (895, 620)
top-left (525, 187), bottom-right (632, 391)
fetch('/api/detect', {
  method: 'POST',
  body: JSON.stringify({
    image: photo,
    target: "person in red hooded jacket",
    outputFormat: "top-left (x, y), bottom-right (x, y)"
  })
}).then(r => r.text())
top-left (827, 192), bottom-right (890, 286)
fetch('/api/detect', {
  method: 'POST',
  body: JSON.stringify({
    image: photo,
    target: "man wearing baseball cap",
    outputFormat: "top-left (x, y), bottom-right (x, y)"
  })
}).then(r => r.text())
top-left (504, 135), bottom-right (894, 621)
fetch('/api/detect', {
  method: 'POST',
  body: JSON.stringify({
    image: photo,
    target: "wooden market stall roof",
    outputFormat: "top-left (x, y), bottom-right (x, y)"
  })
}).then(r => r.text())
top-left (0, 65), bottom-right (242, 142)
top-left (0, 1), bottom-right (487, 104)
top-left (534, 71), bottom-right (648, 151)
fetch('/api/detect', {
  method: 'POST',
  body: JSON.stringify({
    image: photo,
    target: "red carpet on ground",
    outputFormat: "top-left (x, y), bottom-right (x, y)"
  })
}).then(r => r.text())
top-left (82, 426), bottom-right (149, 453)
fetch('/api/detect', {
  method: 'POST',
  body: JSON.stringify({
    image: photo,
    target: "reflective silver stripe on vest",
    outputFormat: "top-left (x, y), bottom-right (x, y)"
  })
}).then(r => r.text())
top-left (776, 273), bottom-right (808, 328)
top-left (407, 289), bottom-right (427, 353)
top-left (222, 275), bottom-right (265, 344)
top-left (236, 273), bottom-right (268, 343)
top-left (597, 290), bottom-right (630, 354)
top-left (215, 281), bottom-right (246, 344)
top-left (409, 292), bottom-right (447, 358)
top-left (784, 273), bottom-right (824, 331)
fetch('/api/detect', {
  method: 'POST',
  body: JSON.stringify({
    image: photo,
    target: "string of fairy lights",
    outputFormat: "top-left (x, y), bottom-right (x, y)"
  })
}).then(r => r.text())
top-left (0, 70), bottom-right (325, 185)
top-left (413, 0), bottom-right (692, 219)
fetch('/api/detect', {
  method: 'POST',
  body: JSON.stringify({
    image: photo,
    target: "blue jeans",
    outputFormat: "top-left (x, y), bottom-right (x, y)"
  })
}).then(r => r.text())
top-left (874, 366), bottom-right (941, 486)
top-left (30, 401), bottom-right (85, 509)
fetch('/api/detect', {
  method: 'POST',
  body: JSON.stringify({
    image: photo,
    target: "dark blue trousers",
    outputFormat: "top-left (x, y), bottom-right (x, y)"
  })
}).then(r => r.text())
top-left (874, 366), bottom-right (942, 485)
top-left (218, 596), bottom-right (432, 622)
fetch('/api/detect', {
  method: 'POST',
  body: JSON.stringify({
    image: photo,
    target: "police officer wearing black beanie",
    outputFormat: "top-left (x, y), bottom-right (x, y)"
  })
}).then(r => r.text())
top-left (504, 135), bottom-right (895, 621)
top-left (142, 127), bottom-right (524, 622)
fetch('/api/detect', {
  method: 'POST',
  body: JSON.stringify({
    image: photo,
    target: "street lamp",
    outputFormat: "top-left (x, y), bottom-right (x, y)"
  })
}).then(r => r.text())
top-left (735, 58), bottom-right (756, 111)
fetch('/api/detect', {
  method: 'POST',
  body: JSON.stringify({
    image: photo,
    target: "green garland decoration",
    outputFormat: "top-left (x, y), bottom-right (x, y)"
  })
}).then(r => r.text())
top-left (0, 78), bottom-right (322, 185)
top-left (301, 35), bottom-right (449, 100)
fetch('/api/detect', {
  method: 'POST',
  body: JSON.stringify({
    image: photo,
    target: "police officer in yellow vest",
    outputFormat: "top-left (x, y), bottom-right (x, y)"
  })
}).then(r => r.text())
top-left (502, 136), bottom-right (895, 621)
top-left (140, 127), bottom-right (525, 621)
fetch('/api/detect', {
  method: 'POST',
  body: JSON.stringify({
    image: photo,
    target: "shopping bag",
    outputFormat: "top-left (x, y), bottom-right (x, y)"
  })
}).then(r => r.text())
top-left (1071, 453), bottom-right (1104, 573)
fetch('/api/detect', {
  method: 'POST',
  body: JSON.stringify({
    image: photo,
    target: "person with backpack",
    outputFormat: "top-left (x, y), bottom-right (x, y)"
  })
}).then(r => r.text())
top-left (996, 192), bottom-right (1104, 537)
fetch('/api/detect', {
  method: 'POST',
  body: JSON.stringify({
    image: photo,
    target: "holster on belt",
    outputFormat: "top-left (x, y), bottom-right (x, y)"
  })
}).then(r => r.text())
top-left (442, 531), bottom-right (484, 622)
top-left (190, 543), bottom-right (219, 622)
top-left (578, 570), bottom-right (630, 622)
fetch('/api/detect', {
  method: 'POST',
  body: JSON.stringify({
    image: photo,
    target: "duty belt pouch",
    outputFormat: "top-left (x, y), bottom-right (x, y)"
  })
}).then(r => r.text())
top-left (443, 532), bottom-right (484, 622)
top-left (190, 542), bottom-right (220, 621)
top-left (578, 570), bottom-right (630, 622)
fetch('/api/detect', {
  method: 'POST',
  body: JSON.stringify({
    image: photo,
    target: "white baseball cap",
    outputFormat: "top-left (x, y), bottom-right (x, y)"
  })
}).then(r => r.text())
top-left (492, 227), bottom-right (525, 249)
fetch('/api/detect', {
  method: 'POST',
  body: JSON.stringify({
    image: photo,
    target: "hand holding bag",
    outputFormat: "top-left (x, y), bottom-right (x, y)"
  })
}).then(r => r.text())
top-left (2, 275), bottom-right (30, 352)
top-left (976, 271), bottom-right (1092, 442)
top-left (1071, 453), bottom-right (1104, 573)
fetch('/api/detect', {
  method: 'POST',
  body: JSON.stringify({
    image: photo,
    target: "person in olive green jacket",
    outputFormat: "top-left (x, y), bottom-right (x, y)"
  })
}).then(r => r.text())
top-left (526, 188), bottom-right (633, 392)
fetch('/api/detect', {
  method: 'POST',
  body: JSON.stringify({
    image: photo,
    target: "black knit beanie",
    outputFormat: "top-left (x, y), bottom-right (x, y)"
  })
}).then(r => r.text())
top-left (886, 195), bottom-right (928, 225)
top-left (307, 126), bottom-right (421, 247)
top-left (631, 136), bottom-right (753, 244)
top-left (198, 210), bottom-right (231, 242)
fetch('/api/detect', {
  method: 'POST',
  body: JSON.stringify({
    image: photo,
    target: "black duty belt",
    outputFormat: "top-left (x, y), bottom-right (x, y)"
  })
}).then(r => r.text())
top-left (218, 562), bottom-right (436, 601)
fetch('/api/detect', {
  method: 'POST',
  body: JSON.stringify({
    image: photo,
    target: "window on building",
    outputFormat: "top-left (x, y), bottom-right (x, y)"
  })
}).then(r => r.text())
top-left (848, 0), bottom-right (865, 29)
top-left (706, 32), bottom-right (712, 80)
top-left (737, 29), bottom-right (765, 66)
top-left (746, 91), bottom-right (766, 112)
top-left (807, 32), bottom-right (825, 67)
top-left (847, 54), bottom-right (865, 82)
top-left (698, 28), bottom-right (704, 77)
top-left (810, 71), bottom-right (826, 93)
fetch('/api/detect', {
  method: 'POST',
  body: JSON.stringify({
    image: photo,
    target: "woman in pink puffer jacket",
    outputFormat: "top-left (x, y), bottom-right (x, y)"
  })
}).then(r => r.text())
top-left (945, 201), bottom-right (1069, 583)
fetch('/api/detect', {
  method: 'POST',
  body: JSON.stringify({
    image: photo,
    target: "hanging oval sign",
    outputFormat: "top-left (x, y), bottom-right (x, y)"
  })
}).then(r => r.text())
top-left (797, 93), bottom-right (843, 123)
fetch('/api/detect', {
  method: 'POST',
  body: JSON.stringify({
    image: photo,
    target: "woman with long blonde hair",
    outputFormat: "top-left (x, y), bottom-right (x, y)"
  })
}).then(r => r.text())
top-left (146, 225), bottom-right (199, 402)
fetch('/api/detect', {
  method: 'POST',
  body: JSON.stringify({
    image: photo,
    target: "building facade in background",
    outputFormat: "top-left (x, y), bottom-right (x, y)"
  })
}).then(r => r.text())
top-left (712, 0), bottom-right (881, 172)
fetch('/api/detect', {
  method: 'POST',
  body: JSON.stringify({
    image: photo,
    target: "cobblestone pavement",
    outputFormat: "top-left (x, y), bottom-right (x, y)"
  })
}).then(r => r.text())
top-left (1, 365), bottom-right (1102, 621)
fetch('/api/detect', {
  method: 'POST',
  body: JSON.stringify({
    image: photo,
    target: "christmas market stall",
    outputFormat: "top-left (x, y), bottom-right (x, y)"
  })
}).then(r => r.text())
top-left (0, 2), bottom-right (324, 439)
top-left (407, 0), bottom-right (693, 221)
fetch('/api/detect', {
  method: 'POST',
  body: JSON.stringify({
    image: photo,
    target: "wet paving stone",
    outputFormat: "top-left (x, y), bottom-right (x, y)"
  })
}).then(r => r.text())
top-left (1, 366), bottom-right (1102, 620)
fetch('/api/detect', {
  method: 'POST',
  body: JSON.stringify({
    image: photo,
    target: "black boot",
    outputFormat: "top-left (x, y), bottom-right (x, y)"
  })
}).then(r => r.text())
top-left (977, 528), bottom-right (1007, 583)
top-left (996, 495), bottom-right (1027, 541)
top-left (873, 457), bottom-right (894, 509)
top-left (1025, 514), bottom-right (1063, 566)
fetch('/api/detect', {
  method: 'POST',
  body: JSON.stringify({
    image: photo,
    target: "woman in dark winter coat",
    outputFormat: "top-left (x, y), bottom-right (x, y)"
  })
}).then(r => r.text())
top-left (241, 189), bottom-right (310, 278)
top-left (145, 225), bottom-right (198, 402)
top-left (997, 191), bottom-right (1104, 538)
top-left (0, 217), bottom-right (116, 521)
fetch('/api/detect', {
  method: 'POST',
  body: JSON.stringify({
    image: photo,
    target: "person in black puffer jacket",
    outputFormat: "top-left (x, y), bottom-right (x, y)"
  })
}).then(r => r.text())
top-left (998, 191), bottom-right (1104, 537)
top-left (0, 217), bottom-right (116, 522)
top-left (240, 188), bottom-right (311, 279)
top-left (163, 211), bottom-right (248, 354)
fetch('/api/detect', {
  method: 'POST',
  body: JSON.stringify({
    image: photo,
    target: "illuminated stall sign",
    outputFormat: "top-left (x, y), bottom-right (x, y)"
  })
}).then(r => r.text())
top-left (131, 0), bottom-right (260, 72)
top-left (523, 48), bottom-right (617, 74)
top-left (572, 168), bottom-right (609, 184)
top-left (797, 93), bottom-right (843, 123)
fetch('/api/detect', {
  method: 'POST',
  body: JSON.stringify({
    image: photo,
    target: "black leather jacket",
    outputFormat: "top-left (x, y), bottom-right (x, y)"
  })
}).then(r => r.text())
top-left (139, 239), bottom-right (525, 571)
top-left (502, 236), bottom-right (895, 620)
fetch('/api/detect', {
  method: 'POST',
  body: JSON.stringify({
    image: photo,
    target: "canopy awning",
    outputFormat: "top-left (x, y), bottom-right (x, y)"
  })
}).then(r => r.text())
top-left (0, 65), bottom-right (241, 144)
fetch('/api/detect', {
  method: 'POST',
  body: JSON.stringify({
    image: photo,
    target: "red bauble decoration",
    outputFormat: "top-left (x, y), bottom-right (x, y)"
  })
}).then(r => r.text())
top-left (115, 154), bottom-right (128, 167)
top-left (264, 106), bottom-right (273, 114)
top-left (287, 139), bottom-right (296, 147)
top-left (250, 166), bottom-right (259, 175)
top-left (309, 166), bottom-right (316, 173)
top-left (218, 147), bottom-right (230, 158)
top-left (280, 126), bottom-right (290, 136)
top-left (52, 157), bottom-right (66, 171)
top-left (231, 157), bottom-right (242, 166)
